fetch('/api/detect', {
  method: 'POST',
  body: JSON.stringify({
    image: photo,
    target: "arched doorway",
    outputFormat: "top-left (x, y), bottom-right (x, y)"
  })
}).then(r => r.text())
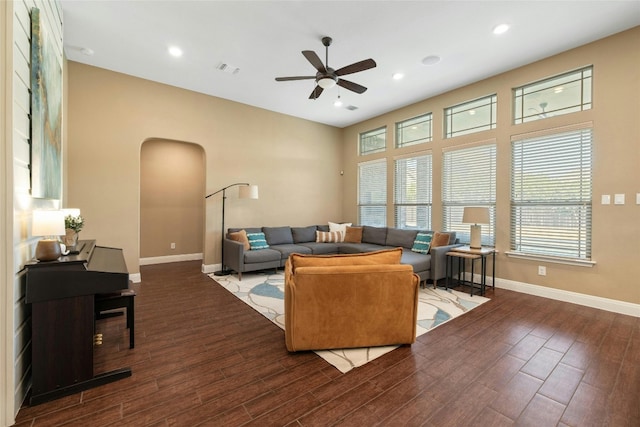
top-left (140, 139), bottom-right (205, 263)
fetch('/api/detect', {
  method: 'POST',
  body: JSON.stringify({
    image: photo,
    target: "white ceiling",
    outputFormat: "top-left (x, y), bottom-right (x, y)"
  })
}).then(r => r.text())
top-left (60, 1), bottom-right (640, 128)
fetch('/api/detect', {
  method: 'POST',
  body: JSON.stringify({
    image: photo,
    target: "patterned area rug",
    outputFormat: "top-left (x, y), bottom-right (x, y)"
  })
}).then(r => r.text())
top-left (209, 271), bottom-right (489, 373)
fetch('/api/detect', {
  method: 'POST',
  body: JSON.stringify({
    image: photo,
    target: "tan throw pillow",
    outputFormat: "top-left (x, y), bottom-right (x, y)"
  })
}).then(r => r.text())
top-left (429, 232), bottom-right (451, 252)
top-left (290, 248), bottom-right (403, 271)
top-left (343, 226), bottom-right (363, 243)
top-left (229, 229), bottom-right (250, 251)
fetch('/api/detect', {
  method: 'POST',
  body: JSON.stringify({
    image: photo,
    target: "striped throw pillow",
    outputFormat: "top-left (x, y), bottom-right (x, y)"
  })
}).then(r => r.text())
top-left (411, 232), bottom-right (433, 254)
top-left (247, 232), bottom-right (269, 250)
top-left (315, 230), bottom-right (343, 243)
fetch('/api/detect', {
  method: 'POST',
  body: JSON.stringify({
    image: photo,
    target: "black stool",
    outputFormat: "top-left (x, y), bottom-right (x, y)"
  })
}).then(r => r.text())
top-left (95, 289), bottom-right (136, 349)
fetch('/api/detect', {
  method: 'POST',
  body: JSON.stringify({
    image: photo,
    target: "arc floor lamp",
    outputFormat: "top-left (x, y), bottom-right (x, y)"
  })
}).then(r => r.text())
top-left (206, 183), bottom-right (259, 276)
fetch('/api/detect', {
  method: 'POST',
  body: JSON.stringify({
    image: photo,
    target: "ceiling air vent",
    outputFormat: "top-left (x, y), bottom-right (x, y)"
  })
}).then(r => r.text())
top-left (216, 62), bottom-right (240, 75)
top-left (345, 105), bottom-right (358, 111)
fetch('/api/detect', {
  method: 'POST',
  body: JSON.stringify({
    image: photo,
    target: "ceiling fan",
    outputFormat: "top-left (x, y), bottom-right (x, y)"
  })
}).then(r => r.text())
top-left (275, 36), bottom-right (376, 100)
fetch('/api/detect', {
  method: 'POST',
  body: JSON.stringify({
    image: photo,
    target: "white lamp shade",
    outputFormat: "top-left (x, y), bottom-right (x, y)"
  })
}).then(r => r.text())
top-left (462, 207), bottom-right (490, 225)
top-left (239, 184), bottom-right (259, 200)
top-left (32, 210), bottom-right (66, 237)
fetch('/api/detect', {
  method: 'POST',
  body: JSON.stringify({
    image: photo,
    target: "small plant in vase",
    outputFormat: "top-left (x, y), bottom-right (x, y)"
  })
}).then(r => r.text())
top-left (64, 214), bottom-right (84, 247)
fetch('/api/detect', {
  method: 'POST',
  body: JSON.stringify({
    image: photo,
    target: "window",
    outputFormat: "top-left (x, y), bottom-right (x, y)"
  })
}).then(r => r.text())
top-left (394, 153), bottom-right (432, 229)
top-left (358, 159), bottom-right (386, 226)
top-left (442, 143), bottom-right (496, 246)
top-left (514, 66), bottom-right (592, 124)
top-left (359, 127), bottom-right (386, 155)
top-left (445, 95), bottom-right (497, 138)
top-left (396, 113), bottom-right (432, 148)
top-left (511, 128), bottom-right (592, 259)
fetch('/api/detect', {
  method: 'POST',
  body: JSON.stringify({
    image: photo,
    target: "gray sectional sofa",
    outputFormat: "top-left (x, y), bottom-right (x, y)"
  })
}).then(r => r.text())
top-left (223, 225), bottom-right (460, 285)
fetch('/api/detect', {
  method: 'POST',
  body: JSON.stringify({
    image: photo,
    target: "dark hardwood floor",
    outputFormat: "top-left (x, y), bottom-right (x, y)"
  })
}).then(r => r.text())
top-left (13, 260), bottom-right (639, 426)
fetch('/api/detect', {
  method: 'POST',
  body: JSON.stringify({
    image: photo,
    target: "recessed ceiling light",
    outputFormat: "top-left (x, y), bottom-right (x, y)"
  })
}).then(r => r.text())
top-left (493, 24), bottom-right (510, 35)
top-left (421, 55), bottom-right (441, 66)
top-left (392, 73), bottom-right (404, 80)
top-left (334, 96), bottom-right (343, 107)
top-left (168, 46), bottom-right (183, 57)
top-left (80, 47), bottom-right (94, 56)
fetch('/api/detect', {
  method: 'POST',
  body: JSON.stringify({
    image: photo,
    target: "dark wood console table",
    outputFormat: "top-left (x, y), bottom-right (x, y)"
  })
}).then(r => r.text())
top-left (24, 240), bottom-right (132, 405)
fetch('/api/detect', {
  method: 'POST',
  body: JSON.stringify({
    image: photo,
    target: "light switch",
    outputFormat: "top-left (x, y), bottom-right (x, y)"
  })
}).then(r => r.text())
top-left (614, 194), bottom-right (625, 205)
top-left (601, 195), bottom-right (611, 205)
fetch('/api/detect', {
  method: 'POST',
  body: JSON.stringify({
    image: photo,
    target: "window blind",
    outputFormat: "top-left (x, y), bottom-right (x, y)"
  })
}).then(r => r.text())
top-left (358, 160), bottom-right (387, 226)
top-left (394, 153), bottom-right (432, 229)
top-left (442, 143), bottom-right (496, 245)
top-left (511, 128), bottom-right (592, 259)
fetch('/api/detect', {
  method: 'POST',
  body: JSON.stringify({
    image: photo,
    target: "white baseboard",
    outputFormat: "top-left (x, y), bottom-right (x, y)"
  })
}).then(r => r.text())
top-left (140, 253), bottom-right (203, 266)
top-left (493, 276), bottom-right (639, 317)
top-left (201, 263), bottom-right (221, 274)
top-left (129, 273), bottom-right (141, 283)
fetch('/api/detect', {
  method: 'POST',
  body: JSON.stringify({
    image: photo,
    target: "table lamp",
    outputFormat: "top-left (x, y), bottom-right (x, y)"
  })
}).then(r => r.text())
top-left (462, 207), bottom-right (490, 249)
top-left (32, 210), bottom-right (66, 261)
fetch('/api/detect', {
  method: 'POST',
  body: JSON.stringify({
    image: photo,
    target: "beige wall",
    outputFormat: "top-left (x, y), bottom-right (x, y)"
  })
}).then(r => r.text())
top-left (140, 139), bottom-right (205, 258)
top-left (342, 27), bottom-right (640, 305)
top-left (66, 63), bottom-right (344, 275)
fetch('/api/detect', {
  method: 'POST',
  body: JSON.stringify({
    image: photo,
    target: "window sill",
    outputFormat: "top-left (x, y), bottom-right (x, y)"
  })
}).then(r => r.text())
top-left (505, 251), bottom-right (596, 267)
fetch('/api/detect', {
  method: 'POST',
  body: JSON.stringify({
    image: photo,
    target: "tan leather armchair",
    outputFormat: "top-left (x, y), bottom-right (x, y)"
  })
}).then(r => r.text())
top-left (284, 249), bottom-right (420, 352)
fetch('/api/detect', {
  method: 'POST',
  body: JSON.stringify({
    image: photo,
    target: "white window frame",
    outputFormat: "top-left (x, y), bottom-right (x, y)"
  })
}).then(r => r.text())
top-left (513, 66), bottom-right (593, 124)
top-left (509, 126), bottom-right (593, 264)
top-left (358, 159), bottom-right (387, 226)
top-left (359, 126), bottom-right (386, 156)
top-left (394, 152), bottom-right (432, 230)
top-left (395, 113), bottom-right (432, 148)
top-left (444, 94), bottom-right (497, 138)
top-left (442, 142), bottom-right (496, 246)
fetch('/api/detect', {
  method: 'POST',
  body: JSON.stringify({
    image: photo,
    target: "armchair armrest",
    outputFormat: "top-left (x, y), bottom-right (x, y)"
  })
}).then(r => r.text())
top-left (223, 238), bottom-right (245, 271)
top-left (429, 243), bottom-right (463, 282)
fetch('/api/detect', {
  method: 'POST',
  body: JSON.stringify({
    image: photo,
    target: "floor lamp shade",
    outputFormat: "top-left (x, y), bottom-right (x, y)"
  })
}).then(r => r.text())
top-left (462, 207), bottom-right (490, 249)
top-left (32, 210), bottom-right (66, 261)
top-left (238, 184), bottom-right (259, 200)
top-left (205, 183), bottom-right (259, 276)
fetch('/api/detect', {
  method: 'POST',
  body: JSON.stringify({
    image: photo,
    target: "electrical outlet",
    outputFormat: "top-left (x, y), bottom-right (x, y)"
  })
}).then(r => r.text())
top-left (170, 242), bottom-right (176, 249)
top-left (538, 266), bottom-right (546, 276)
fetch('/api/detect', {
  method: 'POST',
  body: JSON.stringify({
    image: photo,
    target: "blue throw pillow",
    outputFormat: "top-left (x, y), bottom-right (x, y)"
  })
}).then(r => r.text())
top-left (247, 232), bottom-right (269, 250)
top-left (411, 232), bottom-right (433, 254)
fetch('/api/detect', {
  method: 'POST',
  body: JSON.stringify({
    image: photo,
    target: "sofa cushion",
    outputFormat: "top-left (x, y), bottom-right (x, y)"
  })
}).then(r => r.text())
top-left (247, 232), bottom-right (269, 250)
top-left (228, 229), bottom-right (250, 251)
top-left (291, 226), bottom-right (317, 243)
top-left (344, 226), bottom-right (363, 243)
top-left (411, 232), bottom-right (433, 254)
top-left (400, 248), bottom-right (431, 273)
top-left (361, 226), bottom-right (388, 245)
top-left (338, 243), bottom-right (395, 254)
top-left (298, 242), bottom-right (341, 254)
top-left (270, 244), bottom-right (312, 259)
top-left (290, 247), bottom-right (402, 271)
top-left (316, 230), bottom-right (343, 243)
top-left (317, 224), bottom-right (329, 232)
top-left (263, 226), bottom-right (293, 245)
top-left (243, 248), bottom-right (281, 263)
top-left (386, 228), bottom-right (418, 249)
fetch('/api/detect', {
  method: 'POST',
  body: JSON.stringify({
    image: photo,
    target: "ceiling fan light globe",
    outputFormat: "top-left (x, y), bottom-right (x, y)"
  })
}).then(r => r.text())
top-left (318, 77), bottom-right (336, 89)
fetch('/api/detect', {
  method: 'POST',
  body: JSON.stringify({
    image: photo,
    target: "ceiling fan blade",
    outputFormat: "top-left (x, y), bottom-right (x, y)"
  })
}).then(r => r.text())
top-left (335, 59), bottom-right (376, 76)
top-left (308, 86), bottom-right (324, 99)
top-left (275, 76), bottom-right (316, 81)
top-left (302, 50), bottom-right (326, 73)
top-left (337, 79), bottom-right (367, 94)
